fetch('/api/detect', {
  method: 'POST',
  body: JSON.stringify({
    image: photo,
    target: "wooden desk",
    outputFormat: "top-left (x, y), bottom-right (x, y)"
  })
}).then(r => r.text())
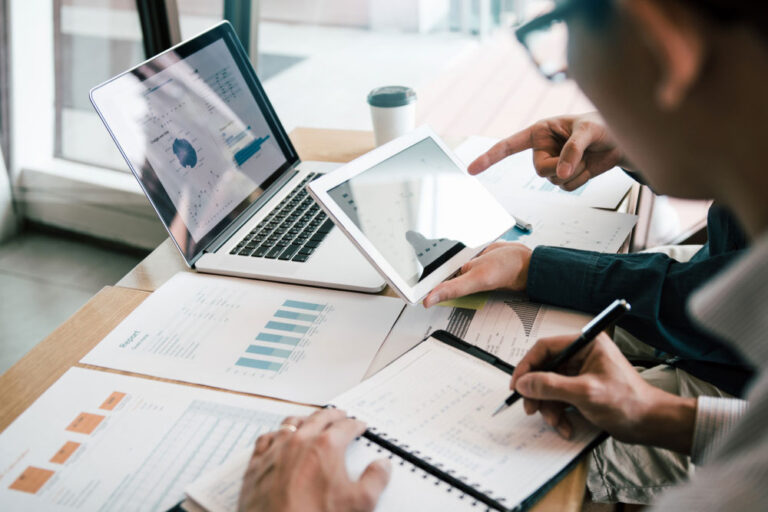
top-left (1, 127), bottom-right (591, 512)
top-left (0, 285), bottom-right (587, 512)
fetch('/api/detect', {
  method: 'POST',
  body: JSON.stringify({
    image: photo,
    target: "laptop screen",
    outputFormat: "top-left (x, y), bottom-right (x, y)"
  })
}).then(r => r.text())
top-left (91, 23), bottom-right (297, 264)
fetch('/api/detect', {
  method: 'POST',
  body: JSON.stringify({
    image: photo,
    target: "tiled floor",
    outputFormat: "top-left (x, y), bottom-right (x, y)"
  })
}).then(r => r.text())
top-left (0, 229), bottom-right (146, 373)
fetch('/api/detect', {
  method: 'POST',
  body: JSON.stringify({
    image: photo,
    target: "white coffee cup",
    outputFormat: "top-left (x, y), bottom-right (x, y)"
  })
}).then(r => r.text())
top-left (367, 86), bottom-right (417, 147)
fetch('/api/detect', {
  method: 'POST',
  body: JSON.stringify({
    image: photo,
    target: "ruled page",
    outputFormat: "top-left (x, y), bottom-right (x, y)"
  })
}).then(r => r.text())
top-left (185, 436), bottom-right (480, 512)
top-left (332, 338), bottom-right (600, 509)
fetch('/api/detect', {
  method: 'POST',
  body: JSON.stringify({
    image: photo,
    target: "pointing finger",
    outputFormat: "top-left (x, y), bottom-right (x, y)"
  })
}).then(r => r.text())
top-left (468, 126), bottom-right (535, 175)
top-left (557, 126), bottom-right (594, 179)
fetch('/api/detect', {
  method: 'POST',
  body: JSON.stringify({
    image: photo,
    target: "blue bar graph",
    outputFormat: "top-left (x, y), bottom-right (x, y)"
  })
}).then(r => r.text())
top-left (255, 332), bottom-right (301, 346)
top-left (540, 181), bottom-right (557, 192)
top-left (235, 358), bottom-right (282, 371)
top-left (234, 135), bottom-right (271, 166)
top-left (234, 298), bottom-right (329, 371)
top-left (246, 345), bottom-right (292, 358)
top-left (265, 321), bottom-right (309, 334)
top-left (282, 300), bottom-right (325, 311)
top-left (275, 310), bottom-right (318, 322)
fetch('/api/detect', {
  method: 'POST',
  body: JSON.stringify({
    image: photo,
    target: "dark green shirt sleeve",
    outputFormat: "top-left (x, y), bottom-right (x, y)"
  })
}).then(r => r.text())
top-left (525, 203), bottom-right (753, 396)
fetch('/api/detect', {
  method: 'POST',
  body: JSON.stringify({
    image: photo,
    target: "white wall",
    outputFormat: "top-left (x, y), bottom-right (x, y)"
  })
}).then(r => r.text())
top-left (261, 0), bottom-right (451, 33)
top-left (260, 0), bottom-right (369, 27)
top-left (369, 0), bottom-right (451, 32)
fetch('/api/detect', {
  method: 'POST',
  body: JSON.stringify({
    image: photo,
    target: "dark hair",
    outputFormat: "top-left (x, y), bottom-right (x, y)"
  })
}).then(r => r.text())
top-left (681, 1), bottom-right (768, 36)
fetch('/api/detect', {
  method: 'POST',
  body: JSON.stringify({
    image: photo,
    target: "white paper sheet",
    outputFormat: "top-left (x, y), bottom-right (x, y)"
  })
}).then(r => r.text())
top-left (455, 135), bottom-right (635, 210)
top-left (184, 438), bottom-right (479, 512)
top-left (336, 340), bottom-right (600, 509)
top-left (82, 272), bottom-right (404, 404)
top-left (499, 198), bottom-right (637, 253)
top-left (0, 368), bottom-right (313, 512)
top-left (366, 291), bottom-right (589, 377)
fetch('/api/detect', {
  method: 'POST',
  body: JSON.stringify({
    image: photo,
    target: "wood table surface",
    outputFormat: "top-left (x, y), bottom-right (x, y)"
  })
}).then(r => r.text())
top-left (0, 284), bottom-right (588, 512)
top-left (1, 127), bottom-right (595, 512)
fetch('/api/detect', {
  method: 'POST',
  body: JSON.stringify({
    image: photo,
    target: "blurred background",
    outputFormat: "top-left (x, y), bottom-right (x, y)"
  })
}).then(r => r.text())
top-left (0, 0), bottom-right (708, 373)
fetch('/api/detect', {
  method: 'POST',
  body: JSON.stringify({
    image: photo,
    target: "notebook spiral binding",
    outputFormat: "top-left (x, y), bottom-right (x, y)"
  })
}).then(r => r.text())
top-left (363, 425), bottom-right (509, 511)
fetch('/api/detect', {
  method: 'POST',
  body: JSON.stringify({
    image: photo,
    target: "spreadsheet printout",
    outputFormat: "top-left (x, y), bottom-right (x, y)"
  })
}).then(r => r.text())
top-left (0, 367), bottom-right (312, 511)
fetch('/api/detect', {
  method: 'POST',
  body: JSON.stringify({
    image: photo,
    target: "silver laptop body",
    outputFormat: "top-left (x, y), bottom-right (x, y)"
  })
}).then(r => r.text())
top-left (90, 22), bottom-right (384, 293)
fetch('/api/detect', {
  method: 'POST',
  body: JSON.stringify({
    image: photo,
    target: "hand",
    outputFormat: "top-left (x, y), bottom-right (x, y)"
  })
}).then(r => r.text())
top-left (510, 332), bottom-right (696, 454)
top-left (423, 242), bottom-right (532, 308)
top-left (239, 409), bottom-right (391, 512)
top-left (469, 112), bottom-right (629, 191)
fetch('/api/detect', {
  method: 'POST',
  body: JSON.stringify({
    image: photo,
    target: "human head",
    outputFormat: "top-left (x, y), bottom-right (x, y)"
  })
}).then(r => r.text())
top-left (562, 0), bottom-right (768, 235)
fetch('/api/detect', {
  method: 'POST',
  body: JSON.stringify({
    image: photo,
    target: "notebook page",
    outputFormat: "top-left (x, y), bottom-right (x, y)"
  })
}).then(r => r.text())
top-left (185, 438), bottom-right (479, 511)
top-left (332, 338), bottom-right (600, 509)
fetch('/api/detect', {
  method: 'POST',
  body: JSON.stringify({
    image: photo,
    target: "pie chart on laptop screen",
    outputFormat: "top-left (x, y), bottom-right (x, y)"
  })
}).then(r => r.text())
top-left (173, 137), bottom-right (198, 168)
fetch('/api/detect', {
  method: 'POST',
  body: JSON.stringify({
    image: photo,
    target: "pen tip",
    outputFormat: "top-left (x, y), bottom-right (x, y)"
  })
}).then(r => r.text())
top-left (491, 403), bottom-right (507, 417)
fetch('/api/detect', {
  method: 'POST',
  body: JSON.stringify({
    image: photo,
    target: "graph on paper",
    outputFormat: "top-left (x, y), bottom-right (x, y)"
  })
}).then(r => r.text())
top-left (83, 273), bottom-right (403, 404)
top-left (497, 200), bottom-right (636, 253)
top-left (234, 299), bottom-right (329, 374)
top-left (524, 175), bottom-right (586, 196)
top-left (503, 296), bottom-right (542, 337)
top-left (0, 368), bottom-right (313, 512)
top-left (367, 291), bottom-right (590, 377)
top-left (454, 136), bottom-right (635, 210)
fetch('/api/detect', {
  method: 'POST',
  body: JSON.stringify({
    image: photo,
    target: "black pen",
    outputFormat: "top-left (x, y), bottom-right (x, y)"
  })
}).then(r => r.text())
top-left (491, 298), bottom-right (631, 417)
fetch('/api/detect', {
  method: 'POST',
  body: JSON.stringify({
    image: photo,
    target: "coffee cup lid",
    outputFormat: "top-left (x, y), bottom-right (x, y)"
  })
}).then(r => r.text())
top-left (367, 86), bottom-right (417, 108)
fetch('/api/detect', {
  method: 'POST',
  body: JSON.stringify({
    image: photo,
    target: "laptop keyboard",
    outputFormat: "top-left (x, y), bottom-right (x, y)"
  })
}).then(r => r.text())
top-left (229, 173), bottom-right (334, 263)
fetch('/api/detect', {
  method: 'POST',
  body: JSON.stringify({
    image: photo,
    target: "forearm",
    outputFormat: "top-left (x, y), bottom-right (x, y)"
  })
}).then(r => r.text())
top-left (638, 389), bottom-right (697, 455)
top-left (527, 246), bottom-right (747, 365)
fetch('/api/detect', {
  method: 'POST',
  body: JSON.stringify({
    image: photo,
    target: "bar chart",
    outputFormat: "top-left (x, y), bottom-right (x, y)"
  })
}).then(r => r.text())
top-left (235, 299), bottom-right (327, 373)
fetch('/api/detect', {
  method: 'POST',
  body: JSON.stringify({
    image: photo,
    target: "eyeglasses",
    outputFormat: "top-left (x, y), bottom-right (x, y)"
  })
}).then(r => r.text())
top-left (514, 0), bottom-right (587, 82)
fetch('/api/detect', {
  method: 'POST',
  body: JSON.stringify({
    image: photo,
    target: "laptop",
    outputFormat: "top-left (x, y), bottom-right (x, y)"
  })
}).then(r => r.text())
top-left (90, 22), bottom-right (385, 293)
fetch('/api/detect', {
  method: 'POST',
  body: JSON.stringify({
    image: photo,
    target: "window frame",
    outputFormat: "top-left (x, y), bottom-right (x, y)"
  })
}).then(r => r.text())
top-left (7, 0), bottom-right (257, 249)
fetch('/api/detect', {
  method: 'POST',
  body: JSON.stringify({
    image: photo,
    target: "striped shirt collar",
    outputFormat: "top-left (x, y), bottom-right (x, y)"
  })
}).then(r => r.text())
top-left (688, 233), bottom-right (768, 370)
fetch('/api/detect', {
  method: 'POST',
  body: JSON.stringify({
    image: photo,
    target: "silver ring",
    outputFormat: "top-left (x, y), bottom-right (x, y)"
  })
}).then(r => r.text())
top-left (279, 423), bottom-right (298, 433)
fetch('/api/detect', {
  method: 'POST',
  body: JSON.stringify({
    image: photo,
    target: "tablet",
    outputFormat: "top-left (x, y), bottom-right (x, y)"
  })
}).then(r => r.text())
top-left (308, 126), bottom-right (514, 304)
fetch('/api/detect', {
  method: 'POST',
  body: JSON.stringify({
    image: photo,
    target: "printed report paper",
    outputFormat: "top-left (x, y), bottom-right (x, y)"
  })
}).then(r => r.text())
top-left (82, 272), bottom-right (404, 404)
top-left (0, 367), bottom-right (313, 511)
top-left (455, 135), bottom-right (635, 210)
top-left (366, 291), bottom-right (590, 377)
top-left (498, 198), bottom-right (637, 253)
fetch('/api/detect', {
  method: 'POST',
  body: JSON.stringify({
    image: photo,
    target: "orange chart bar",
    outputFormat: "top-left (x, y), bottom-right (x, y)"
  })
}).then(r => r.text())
top-left (99, 391), bottom-right (127, 411)
top-left (50, 441), bottom-right (81, 464)
top-left (9, 466), bottom-right (55, 494)
top-left (66, 412), bottom-right (105, 435)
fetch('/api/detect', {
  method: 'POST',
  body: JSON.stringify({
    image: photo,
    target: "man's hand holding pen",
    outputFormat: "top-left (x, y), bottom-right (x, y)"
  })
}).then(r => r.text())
top-left (510, 332), bottom-right (698, 455)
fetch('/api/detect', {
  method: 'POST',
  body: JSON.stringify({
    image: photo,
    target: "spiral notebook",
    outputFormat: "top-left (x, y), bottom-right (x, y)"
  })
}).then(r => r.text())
top-left (183, 330), bottom-right (604, 512)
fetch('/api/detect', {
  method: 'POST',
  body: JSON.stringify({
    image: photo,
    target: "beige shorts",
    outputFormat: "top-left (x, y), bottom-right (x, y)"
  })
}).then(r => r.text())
top-left (586, 329), bottom-right (732, 504)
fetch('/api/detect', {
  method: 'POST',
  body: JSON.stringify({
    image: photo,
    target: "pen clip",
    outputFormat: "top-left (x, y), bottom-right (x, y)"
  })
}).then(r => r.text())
top-left (580, 299), bottom-right (630, 336)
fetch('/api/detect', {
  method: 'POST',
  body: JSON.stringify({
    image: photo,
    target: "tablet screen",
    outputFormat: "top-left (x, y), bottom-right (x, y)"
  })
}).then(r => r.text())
top-left (327, 137), bottom-right (507, 287)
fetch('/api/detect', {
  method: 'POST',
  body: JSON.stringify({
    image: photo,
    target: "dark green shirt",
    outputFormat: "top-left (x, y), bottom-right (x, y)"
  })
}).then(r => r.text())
top-left (527, 203), bottom-right (753, 396)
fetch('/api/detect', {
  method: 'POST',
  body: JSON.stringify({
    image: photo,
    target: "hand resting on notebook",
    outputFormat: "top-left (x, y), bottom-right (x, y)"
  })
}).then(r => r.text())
top-left (238, 408), bottom-right (390, 512)
top-left (511, 332), bottom-right (697, 455)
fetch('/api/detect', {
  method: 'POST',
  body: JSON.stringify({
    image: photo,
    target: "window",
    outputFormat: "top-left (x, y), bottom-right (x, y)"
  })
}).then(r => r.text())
top-left (55, 0), bottom-right (144, 170)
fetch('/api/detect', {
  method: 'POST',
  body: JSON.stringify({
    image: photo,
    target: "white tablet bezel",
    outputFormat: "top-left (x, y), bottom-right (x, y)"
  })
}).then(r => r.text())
top-left (308, 125), bottom-right (514, 304)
